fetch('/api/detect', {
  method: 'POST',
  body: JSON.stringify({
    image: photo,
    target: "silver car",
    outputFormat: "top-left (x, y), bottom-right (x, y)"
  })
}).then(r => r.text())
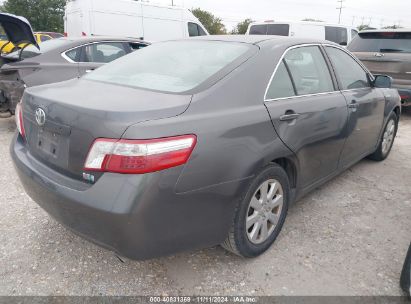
top-left (0, 36), bottom-right (148, 114)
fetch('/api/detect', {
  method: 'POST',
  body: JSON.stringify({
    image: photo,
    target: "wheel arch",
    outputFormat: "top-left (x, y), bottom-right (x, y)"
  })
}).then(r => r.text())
top-left (270, 157), bottom-right (297, 190)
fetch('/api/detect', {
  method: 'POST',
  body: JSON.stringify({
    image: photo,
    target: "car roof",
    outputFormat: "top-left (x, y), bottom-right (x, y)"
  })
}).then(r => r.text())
top-left (360, 29), bottom-right (411, 33)
top-left (60, 36), bottom-right (148, 43)
top-left (189, 34), bottom-right (335, 46)
top-left (249, 21), bottom-right (354, 28)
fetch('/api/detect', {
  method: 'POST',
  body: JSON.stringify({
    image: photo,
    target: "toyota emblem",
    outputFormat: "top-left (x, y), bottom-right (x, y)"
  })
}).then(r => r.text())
top-left (35, 108), bottom-right (46, 126)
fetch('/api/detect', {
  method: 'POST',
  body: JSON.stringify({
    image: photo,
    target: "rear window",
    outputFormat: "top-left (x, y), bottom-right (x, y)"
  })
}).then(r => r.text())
top-left (348, 32), bottom-right (411, 53)
top-left (8, 38), bottom-right (70, 59)
top-left (249, 24), bottom-right (289, 36)
top-left (84, 41), bottom-right (252, 93)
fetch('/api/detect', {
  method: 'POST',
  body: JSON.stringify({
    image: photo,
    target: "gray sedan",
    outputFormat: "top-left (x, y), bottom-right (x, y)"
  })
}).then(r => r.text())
top-left (11, 36), bottom-right (401, 260)
top-left (0, 36), bottom-right (148, 113)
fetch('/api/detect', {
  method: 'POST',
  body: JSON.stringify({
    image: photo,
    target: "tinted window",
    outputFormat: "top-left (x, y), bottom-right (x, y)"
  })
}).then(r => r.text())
top-left (326, 46), bottom-right (370, 90)
top-left (188, 23), bottom-right (207, 37)
top-left (249, 24), bottom-right (267, 35)
top-left (40, 35), bottom-right (51, 42)
top-left (284, 46), bottom-right (334, 95)
top-left (129, 42), bottom-right (147, 52)
top-left (267, 24), bottom-right (289, 36)
top-left (325, 26), bottom-right (348, 44)
top-left (83, 42), bottom-right (127, 63)
top-left (65, 48), bottom-right (80, 62)
top-left (85, 41), bottom-right (252, 93)
top-left (348, 32), bottom-right (411, 53)
top-left (266, 61), bottom-right (295, 100)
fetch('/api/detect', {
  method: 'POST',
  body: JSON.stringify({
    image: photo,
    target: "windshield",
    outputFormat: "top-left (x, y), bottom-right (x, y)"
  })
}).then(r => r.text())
top-left (85, 40), bottom-right (252, 93)
top-left (348, 32), bottom-right (411, 53)
top-left (7, 38), bottom-right (70, 59)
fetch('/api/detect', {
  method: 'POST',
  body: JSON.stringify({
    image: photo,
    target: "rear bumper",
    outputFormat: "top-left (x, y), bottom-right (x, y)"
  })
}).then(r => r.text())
top-left (11, 134), bottom-right (246, 260)
top-left (395, 87), bottom-right (411, 106)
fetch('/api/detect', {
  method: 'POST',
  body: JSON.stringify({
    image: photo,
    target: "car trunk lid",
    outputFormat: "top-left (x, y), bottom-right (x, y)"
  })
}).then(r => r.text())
top-left (22, 79), bottom-right (192, 180)
top-left (0, 13), bottom-right (38, 49)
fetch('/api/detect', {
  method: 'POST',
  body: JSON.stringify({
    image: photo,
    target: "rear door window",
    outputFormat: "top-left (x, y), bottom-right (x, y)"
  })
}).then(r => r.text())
top-left (64, 47), bottom-right (81, 62)
top-left (325, 46), bottom-right (370, 90)
top-left (267, 24), bottom-right (290, 36)
top-left (283, 46), bottom-right (335, 95)
top-left (325, 26), bottom-right (348, 44)
top-left (249, 24), bottom-right (267, 35)
top-left (266, 61), bottom-right (296, 100)
top-left (83, 42), bottom-right (127, 63)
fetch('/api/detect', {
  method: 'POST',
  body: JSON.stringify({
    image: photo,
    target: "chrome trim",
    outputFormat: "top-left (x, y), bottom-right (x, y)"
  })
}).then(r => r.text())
top-left (60, 40), bottom-right (148, 64)
top-left (265, 91), bottom-right (340, 102)
top-left (264, 43), bottom-right (375, 102)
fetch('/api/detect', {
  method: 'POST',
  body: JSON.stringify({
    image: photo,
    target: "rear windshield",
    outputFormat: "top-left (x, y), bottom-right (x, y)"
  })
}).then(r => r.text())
top-left (348, 32), bottom-right (411, 53)
top-left (84, 41), bottom-right (252, 93)
top-left (249, 24), bottom-right (289, 36)
top-left (7, 38), bottom-right (70, 59)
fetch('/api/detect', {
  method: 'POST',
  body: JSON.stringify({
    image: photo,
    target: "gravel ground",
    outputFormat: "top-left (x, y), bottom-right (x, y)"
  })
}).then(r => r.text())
top-left (0, 111), bottom-right (410, 296)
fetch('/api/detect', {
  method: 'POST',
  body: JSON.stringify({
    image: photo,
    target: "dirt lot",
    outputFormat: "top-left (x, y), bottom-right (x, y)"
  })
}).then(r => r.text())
top-left (0, 111), bottom-right (410, 296)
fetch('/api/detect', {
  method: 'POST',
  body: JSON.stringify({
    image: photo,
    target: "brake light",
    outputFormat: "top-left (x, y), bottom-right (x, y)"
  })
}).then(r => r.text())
top-left (82, 32), bottom-right (87, 36)
top-left (64, 32), bottom-right (67, 37)
top-left (84, 135), bottom-right (197, 174)
top-left (15, 102), bottom-right (25, 139)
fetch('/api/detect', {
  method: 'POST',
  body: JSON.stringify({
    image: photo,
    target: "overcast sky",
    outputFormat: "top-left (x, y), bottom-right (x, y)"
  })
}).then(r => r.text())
top-left (151, 0), bottom-right (411, 30)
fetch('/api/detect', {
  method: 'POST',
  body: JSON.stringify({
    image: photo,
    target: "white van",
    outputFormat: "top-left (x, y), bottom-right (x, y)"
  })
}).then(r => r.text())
top-left (64, 0), bottom-right (208, 41)
top-left (246, 21), bottom-right (358, 45)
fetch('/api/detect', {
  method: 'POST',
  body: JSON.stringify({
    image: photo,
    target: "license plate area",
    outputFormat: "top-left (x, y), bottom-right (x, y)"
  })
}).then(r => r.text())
top-left (32, 128), bottom-right (70, 167)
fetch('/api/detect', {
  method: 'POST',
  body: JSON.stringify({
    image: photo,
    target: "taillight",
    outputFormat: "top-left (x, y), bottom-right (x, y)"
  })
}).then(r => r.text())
top-left (15, 102), bottom-right (25, 139)
top-left (82, 32), bottom-right (87, 36)
top-left (64, 32), bottom-right (67, 37)
top-left (84, 135), bottom-right (197, 174)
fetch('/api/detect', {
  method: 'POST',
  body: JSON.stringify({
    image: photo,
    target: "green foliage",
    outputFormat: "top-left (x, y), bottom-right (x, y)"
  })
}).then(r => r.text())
top-left (231, 18), bottom-right (253, 35)
top-left (382, 25), bottom-right (403, 29)
top-left (302, 18), bottom-right (324, 22)
top-left (357, 24), bottom-right (370, 31)
top-left (0, 0), bottom-right (65, 32)
top-left (191, 8), bottom-right (226, 35)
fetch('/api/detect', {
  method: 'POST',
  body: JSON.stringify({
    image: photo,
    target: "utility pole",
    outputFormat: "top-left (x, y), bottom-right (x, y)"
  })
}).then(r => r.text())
top-left (336, 0), bottom-right (345, 24)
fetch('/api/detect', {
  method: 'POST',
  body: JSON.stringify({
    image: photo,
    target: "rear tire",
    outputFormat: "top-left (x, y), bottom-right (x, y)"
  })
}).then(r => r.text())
top-left (368, 112), bottom-right (398, 161)
top-left (221, 164), bottom-right (290, 258)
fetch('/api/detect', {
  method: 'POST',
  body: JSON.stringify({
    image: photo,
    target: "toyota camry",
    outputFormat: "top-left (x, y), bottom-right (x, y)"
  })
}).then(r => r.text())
top-left (11, 36), bottom-right (401, 260)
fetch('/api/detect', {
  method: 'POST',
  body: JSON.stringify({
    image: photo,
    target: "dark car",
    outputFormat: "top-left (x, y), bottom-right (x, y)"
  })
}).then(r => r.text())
top-left (0, 36), bottom-right (148, 114)
top-left (348, 30), bottom-right (411, 106)
top-left (401, 243), bottom-right (411, 296)
top-left (11, 36), bottom-right (401, 260)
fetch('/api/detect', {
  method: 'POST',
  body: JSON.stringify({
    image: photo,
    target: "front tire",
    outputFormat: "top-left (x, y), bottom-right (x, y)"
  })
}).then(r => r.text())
top-left (222, 164), bottom-right (290, 258)
top-left (368, 112), bottom-right (398, 161)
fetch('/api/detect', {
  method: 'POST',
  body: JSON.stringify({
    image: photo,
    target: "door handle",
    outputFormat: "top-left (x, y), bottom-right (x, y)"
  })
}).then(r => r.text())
top-left (348, 100), bottom-right (359, 109)
top-left (280, 113), bottom-right (300, 121)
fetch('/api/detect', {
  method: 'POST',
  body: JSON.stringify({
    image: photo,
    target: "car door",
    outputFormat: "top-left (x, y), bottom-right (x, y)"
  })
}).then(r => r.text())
top-left (324, 46), bottom-right (385, 167)
top-left (264, 45), bottom-right (349, 188)
top-left (77, 42), bottom-right (129, 75)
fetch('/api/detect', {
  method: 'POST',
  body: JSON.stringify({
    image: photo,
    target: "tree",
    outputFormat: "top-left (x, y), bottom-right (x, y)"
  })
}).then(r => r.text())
top-left (382, 25), bottom-right (403, 29)
top-left (231, 18), bottom-right (253, 35)
top-left (357, 24), bottom-right (370, 31)
top-left (0, 0), bottom-right (66, 32)
top-left (302, 18), bottom-right (323, 22)
top-left (191, 8), bottom-right (226, 35)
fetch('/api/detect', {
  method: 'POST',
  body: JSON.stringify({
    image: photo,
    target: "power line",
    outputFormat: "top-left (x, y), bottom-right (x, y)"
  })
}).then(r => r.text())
top-left (336, 0), bottom-right (345, 24)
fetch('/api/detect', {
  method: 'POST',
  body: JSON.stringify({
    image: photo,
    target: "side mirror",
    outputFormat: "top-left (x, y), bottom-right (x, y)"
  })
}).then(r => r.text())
top-left (339, 41), bottom-right (348, 46)
top-left (374, 75), bottom-right (393, 88)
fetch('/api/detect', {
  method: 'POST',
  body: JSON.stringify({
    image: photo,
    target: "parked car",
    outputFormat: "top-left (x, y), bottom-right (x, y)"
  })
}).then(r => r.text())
top-left (65, 0), bottom-right (208, 41)
top-left (401, 243), bottom-right (411, 297)
top-left (348, 29), bottom-right (411, 106)
top-left (11, 36), bottom-right (401, 260)
top-left (246, 21), bottom-right (358, 45)
top-left (34, 32), bottom-right (64, 43)
top-left (0, 36), bottom-right (149, 114)
top-left (0, 13), bottom-right (38, 54)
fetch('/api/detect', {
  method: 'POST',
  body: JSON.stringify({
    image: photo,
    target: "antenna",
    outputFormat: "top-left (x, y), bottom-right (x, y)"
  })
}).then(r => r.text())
top-left (336, 0), bottom-right (345, 24)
